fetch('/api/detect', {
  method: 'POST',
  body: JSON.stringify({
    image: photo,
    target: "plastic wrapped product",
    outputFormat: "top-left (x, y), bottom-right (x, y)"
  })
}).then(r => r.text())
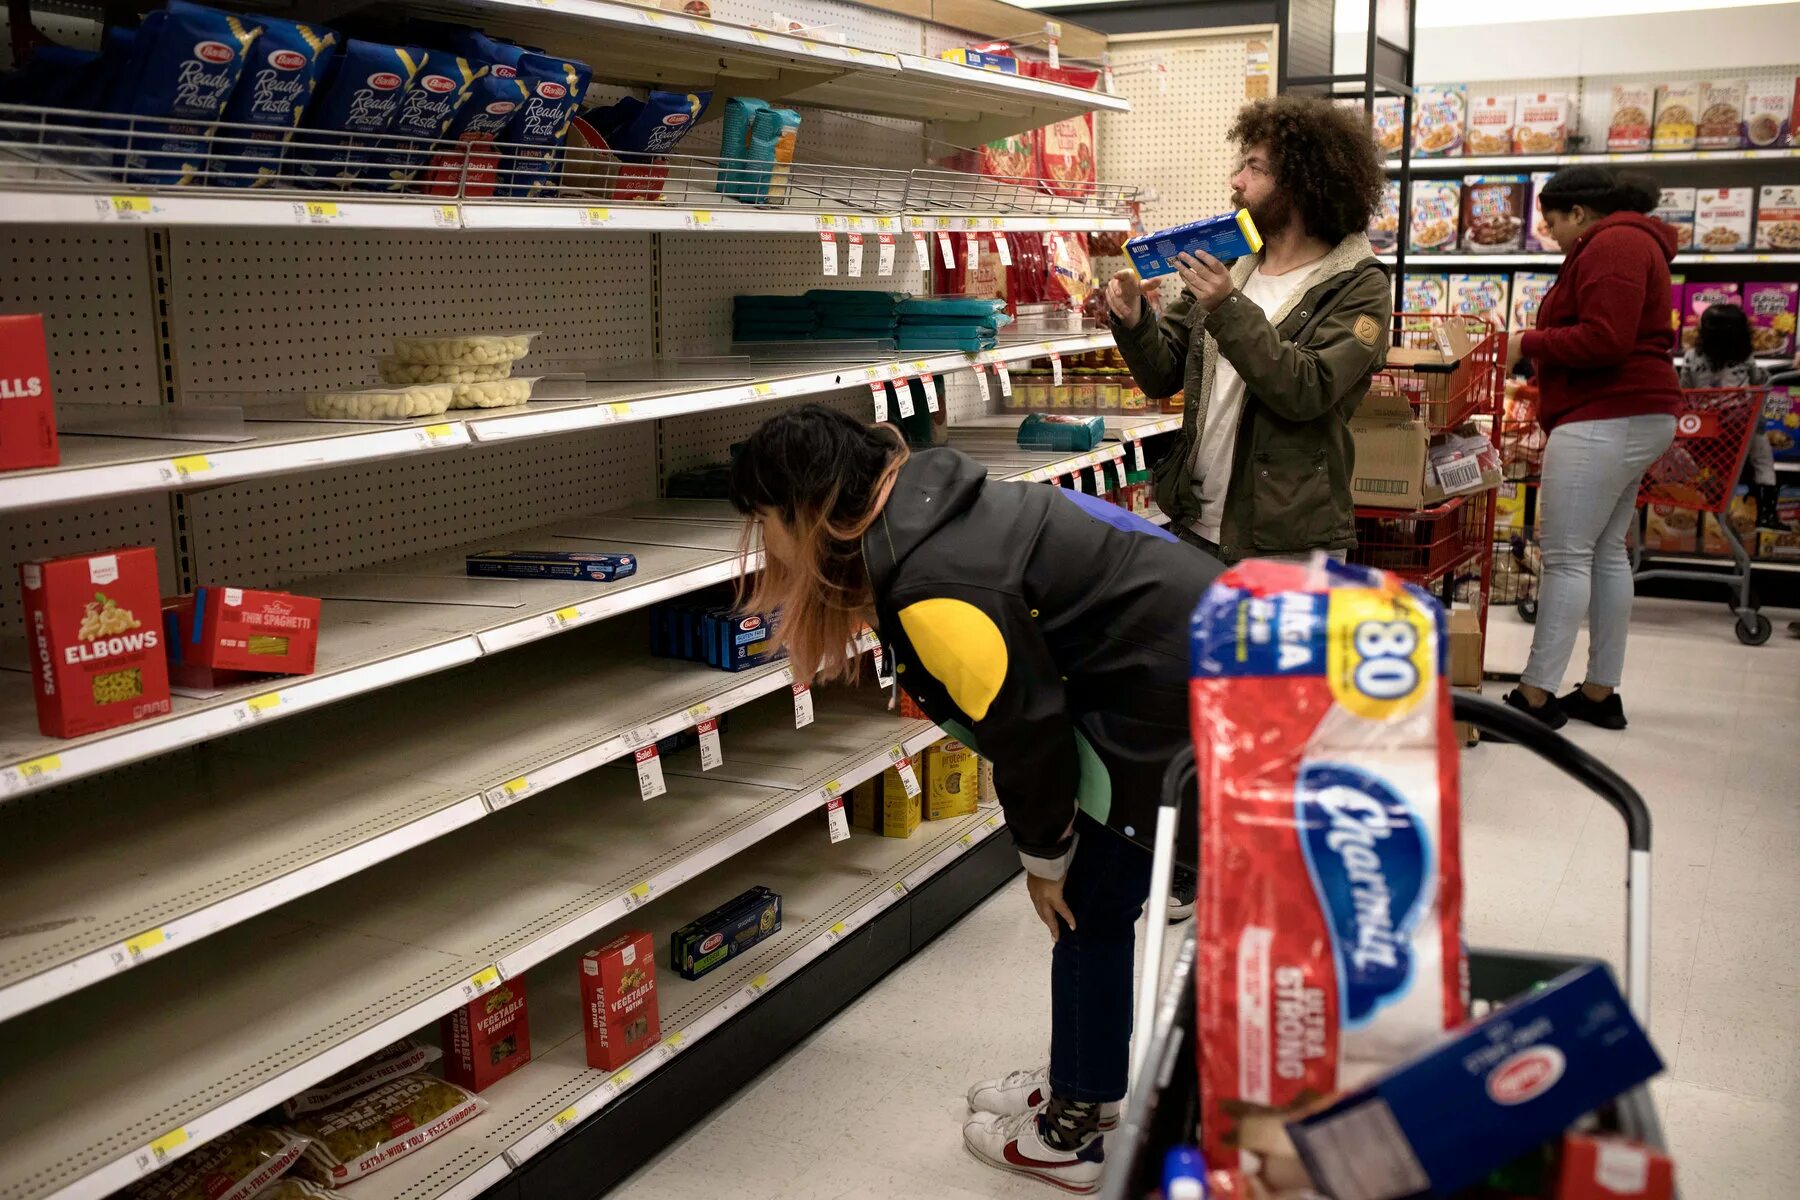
top-left (372, 51), bottom-right (483, 190)
top-left (211, 17), bottom-right (338, 187)
top-left (288, 1074), bottom-right (485, 1187)
top-left (718, 95), bottom-right (769, 198)
top-left (422, 68), bottom-right (529, 197)
top-left (390, 332), bottom-right (536, 366)
top-left (761, 108), bottom-right (801, 203)
top-left (281, 1039), bottom-right (443, 1117)
top-left (302, 384), bottom-right (454, 419)
top-left (115, 2), bottom-right (262, 186)
top-left (577, 90), bottom-right (710, 201)
top-left (377, 357), bottom-right (509, 385)
top-left (450, 377), bottom-right (536, 408)
top-left (125, 1126), bottom-right (309, 1200)
top-left (260, 1182), bottom-right (331, 1200)
top-left (291, 40), bottom-right (421, 187)
top-left (499, 54), bottom-right (592, 198)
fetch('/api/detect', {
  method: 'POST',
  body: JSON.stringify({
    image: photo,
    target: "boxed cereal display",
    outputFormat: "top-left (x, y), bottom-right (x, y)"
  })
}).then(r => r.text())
top-left (1460, 175), bottom-right (1527, 252)
top-left (1746, 282), bottom-right (1798, 357)
top-left (1697, 79), bottom-right (1748, 150)
top-left (1652, 81), bottom-right (1699, 151)
top-left (441, 975), bottom-right (530, 1093)
top-left (1608, 84), bottom-right (1654, 152)
top-left (1463, 95), bottom-right (1514, 156)
top-left (1653, 187), bottom-right (1696, 252)
top-left (1755, 184), bottom-right (1800, 252)
top-left (1401, 273), bottom-right (1449, 332)
top-left (1702, 486), bottom-right (1757, 556)
top-left (1695, 187), bottom-right (1754, 253)
top-left (1408, 180), bottom-right (1461, 253)
top-left (0, 314), bottom-right (59, 471)
top-left (1513, 93), bottom-right (1569, 155)
top-left (21, 546), bottom-right (171, 738)
top-left (581, 931), bottom-right (660, 1072)
top-left (922, 737), bottom-right (978, 820)
top-left (1449, 274), bottom-right (1510, 324)
top-left (1760, 387), bottom-right (1798, 462)
top-left (1369, 179), bottom-right (1400, 253)
top-left (1682, 281), bottom-right (1741, 349)
top-left (1509, 272), bottom-right (1557, 333)
top-left (1643, 503), bottom-right (1699, 552)
top-left (1525, 170), bottom-right (1557, 252)
top-left (1412, 85), bottom-right (1466, 156)
top-left (1745, 87), bottom-right (1791, 148)
top-left (1371, 96), bottom-right (1405, 156)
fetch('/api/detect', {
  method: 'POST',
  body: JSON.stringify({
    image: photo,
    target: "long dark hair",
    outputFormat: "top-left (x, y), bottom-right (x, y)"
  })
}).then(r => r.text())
top-left (1696, 301), bottom-right (1753, 368)
top-left (1535, 165), bottom-right (1658, 218)
top-left (728, 404), bottom-right (908, 683)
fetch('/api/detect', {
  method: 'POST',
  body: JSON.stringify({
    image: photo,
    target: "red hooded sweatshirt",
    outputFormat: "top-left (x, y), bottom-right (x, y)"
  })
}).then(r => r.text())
top-left (1519, 211), bottom-right (1682, 431)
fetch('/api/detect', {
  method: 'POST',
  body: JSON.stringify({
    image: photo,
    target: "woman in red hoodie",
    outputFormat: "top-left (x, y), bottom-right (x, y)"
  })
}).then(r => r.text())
top-left (1511, 167), bottom-right (1680, 731)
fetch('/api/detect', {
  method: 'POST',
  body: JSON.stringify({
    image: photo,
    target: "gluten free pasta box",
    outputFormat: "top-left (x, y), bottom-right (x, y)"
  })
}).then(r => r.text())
top-left (22, 546), bottom-right (171, 738)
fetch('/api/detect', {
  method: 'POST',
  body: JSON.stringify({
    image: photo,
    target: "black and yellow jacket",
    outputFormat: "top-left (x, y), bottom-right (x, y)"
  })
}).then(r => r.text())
top-left (863, 448), bottom-right (1223, 878)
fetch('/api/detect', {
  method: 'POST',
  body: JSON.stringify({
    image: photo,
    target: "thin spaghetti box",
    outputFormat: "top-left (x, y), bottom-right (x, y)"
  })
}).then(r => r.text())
top-left (1289, 963), bottom-right (1663, 1200)
top-left (441, 974), bottom-right (530, 1093)
top-left (671, 885), bottom-right (782, 981)
top-left (164, 586), bottom-right (321, 685)
top-left (1125, 210), bottom-right (1263, 278)
top-left (21, 546), bottom-right (171, 738)
top-left (0, 313), bottom-right (58, 471)
top-left (466, 549), bottom-right (638, 582)
top-left (581, 931), bottom-right (660, 1072)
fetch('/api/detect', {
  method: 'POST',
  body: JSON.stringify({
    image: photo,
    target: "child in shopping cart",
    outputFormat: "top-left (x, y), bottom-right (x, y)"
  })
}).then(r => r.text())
top-left (1677, 302), bottom-right (1781, 529)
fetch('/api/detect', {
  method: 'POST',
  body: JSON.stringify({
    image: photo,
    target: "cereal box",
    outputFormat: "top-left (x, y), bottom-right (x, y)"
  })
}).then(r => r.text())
top-left (0, 314), bottom-right (58, 471)
top-left (923, 737), bottom-right (978, 820)
top-left (1369, 179), bottom-right (1400, 253)
top-left (1682, 281), bottom-right (1741, 350)
top-left (1449, 273), bottom-right (1510, 322)
top-left (581, 931), bottom-right (660, 1072)
top-left (1695, 187), bottom-right (1754, 253)
top-left (1745, 88), bottom-right (1791, 149)
top-left (1643, 503), bottom-right (1699, 552)
top-left (1372, 96), bottom-right (1406, 156)
top-left (441, 975), bottom-right (530, 1093)
top-left (21, 547), bottom-right (171, 738)
top-left (1745, 282), bottom-right (1798, 357)
top-left (1608, 84), bottom-right (1654, 152)
top-left (1464, 95), bottom-right (1515, 156)
top-left (1653, 187), bottom-right (1697, 252)
top-left (1652, 81), bottom-right (1699, 151)
top-left (1759, 386), bottom-right (1799, 462)
top-left (1461, 175), bottom-right (1527, 252)
top-left (1408, 180), bottom-right (1461, 253)
top-left (1791, 77), bottom-right (1800, 148)
top-left (1401, 273), bottom-right (1449, 333)
top-left (1525, 170), bottom-right (1556, 252)
top-left (1697, 79), bottom-right (1747, 150)
top-left (1509, 272), bottom-right (1557, 333)
top-left (1703, 486), bottom-right (1757, 556)
top-left (1412, 85), bottom-right (1466, 157)
top-left (1755, 184), bottom-right (1800, 252)
top-left (1513, 93), bottom-right (1569, 155)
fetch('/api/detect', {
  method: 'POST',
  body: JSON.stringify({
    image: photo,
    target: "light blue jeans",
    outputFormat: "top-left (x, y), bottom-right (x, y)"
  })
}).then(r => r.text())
top-left (1523, 413), bottom-right (1676, 692)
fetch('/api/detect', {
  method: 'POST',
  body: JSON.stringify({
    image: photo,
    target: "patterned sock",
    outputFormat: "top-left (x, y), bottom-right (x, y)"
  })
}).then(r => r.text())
top-left (1038, 1092), bottom-right (1103, 1151)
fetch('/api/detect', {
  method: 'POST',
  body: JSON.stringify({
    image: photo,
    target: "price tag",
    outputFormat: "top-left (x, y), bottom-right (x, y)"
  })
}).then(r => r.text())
top-left (792, 683), bottom-right (815, 728)
top-left (552, 1106), bottom-right (580, 1132)
top-left (825, 796), bottom-right (850, 843)
top-left (1070, 468), bottom-right (1084, 492)
top-left (937, 231), bottom-right (956, 268)
top-left (1156, 60), bottom-right (1169, 96)
top-left (896, 379), bottom-right (916, 418)
top-left (996, 362), bottom-right (1014, 396)
top-left (1103, 65), bottom-right (1116, 94)
top-left (747, 973), bottom-right (770, 996)
top-left (581, 207), bottom-right (612, 226)
top-left (750, 382), bottom-right (775, 397)
top-left (877, 232), bottom-right (896, 276)
top-left (635, 745), bottom-right (666, 800)
top-left (1133, 439), bottom-right (1147, 472)
top-left (460, 965), bottom-right (502, 1001)
top-left (894, 755), bottom-right (921, 797)
top-left (912, 232), bottom-right (931, 271)
top-left (168, 454), bottom-right (213, 481)
top-left (924, 378), bottom-right (940, 414)
top-left (820, 231), bottom-right (838, 275)
top-left (6, 753), bottom-right (62, 793)
top-left (1050, 353), bottom-right (1064, 386)
top-left (1089, 465), bottom-right (1103, 492)
top-left (869, 381), bottom-right (889, 422)
top-left (971, 361), bottom-right (991, 400)
top-left (551, 605), bottom-right (582, 628)
top-left (623, 881), bottom-right (653, 910)
top-left (107, 195), bottom-right (152, 220)
top-left (846, 232), bottom-right (864, 276)
top-left (1045, 21), bottom-right (1062, 68)
top-left (432, 205), bottom-right (458, 228)
top-left (892, 881), bottom-right (908, 898)
top-left (414, 422), bottom-right (459, 449)
top-left (133, 1128), bottom-right (191, 1174)
top-left (995, 234), bottom-right (1013, 266)
top-left (295, 201), bottom-right (340, 225)
top-left (109, 927), bottom-right (168, 971)
top-left (967, 234), bottom-right (982, 265)
top-left (239, 691), bottom-right (283, 722)
top-left (697, 718), bottom-right (722, 771)
top-left (486, 776), bottom-right (531, 810)
top-left (688, 210), bottom-right (714, 229)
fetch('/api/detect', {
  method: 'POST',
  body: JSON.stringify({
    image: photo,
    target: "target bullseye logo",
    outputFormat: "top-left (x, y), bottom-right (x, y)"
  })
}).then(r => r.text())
top-left (1677, 412), bottom-right (1705, 437)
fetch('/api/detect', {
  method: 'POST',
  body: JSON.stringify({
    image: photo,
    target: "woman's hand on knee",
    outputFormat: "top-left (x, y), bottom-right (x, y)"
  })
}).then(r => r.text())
top-left (1026, 873), bottom-right (1077, 943)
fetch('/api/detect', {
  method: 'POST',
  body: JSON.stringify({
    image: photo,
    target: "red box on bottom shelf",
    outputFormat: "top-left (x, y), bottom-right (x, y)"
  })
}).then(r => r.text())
top-left (441, 975), bottom-right (531, 1093)
top-left (581, 931), bottom-right (660, 1072)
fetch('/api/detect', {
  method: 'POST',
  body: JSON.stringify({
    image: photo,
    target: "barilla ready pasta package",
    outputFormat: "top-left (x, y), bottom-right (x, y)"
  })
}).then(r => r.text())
top-left (116, 2), bottom-right (262, 186)
top-left (423, 52), bottom-right (528, 197)
top-left (372, 51), bottom-right (483, 190)
top-left (1188, 557), bottom-right (1465, 1178)
top-left (210, 16), bottom-right (337, 187)
top-left (499, 54), bottom-right (591, 197)
top-left (293, 40), bottom-right (420, 186)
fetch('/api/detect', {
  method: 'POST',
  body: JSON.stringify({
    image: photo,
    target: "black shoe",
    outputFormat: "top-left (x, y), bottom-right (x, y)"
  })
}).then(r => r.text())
top-left (1504, 688), bottom-right (1568, 730)
top-left (1168, 864), bottom-right (1196, 924)
top-left (1559, 688), bottom-right (1627, 730)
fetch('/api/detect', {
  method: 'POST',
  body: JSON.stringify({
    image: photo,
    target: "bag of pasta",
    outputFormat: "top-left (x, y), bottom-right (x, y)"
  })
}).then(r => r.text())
top-left (288, 1074), bottom-right (485, 1187)
top-left (126, 1126), bottom-right (309, 1200)
top-left (282, 1038), bottom-right (443, 1117)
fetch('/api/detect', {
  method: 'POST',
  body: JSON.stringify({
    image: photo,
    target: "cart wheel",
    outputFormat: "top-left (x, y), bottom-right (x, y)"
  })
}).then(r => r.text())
top-left (1736, 613), bottom-right (1773, 646)
top-left (1517, 599), bottom-right (1538, 624)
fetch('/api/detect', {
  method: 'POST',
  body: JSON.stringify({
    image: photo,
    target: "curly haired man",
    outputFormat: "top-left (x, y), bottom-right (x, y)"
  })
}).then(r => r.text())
top-left (1109, 96), bottom-right (1392, 565)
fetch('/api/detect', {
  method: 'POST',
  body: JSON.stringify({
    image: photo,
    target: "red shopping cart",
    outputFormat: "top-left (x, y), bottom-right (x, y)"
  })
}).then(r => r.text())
top-left (1632, 386), bottom-right (1770, 645)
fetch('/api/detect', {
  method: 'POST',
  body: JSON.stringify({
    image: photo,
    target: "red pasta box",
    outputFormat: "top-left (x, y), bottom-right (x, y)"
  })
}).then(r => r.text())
top-left (21, 547), bottom-right (171, 738)
top-left (184, 586), bottom-right (321, 677)
top-left (1555, 1134), bottom-right (1675, 1199)
top-left (581, 931), bottom-right (660, 1072)
top-left (0, 314), bottom-right (59, 471)
top-left (441, 975), bottom-right (531, 1092)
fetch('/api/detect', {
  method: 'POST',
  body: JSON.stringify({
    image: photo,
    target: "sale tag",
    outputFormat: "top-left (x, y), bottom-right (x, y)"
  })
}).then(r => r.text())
top-left (820, 231), bottom-right (838, 276)
top-left (1103, 65), bottom-right (1116, 93)
top-left (793, 683), bottom-right (815, 728)
top-left (825, 796), bottom-right (850, 843)
top-left (878, 233), bottom-right (896, 276)
top-left (847, 232), bottom-right (864, 276)
top-left (1070, 469), bottom-right (1085, 492)
top-left (937, 231), bottom-right (956, 268)
top-left (1050, 353), bottom-right (1064, 386)
top-left (896, 379), bottom-right (916, 418)
top-left (1133, 439), bottom-right (1147, 472)
top-left (924, 378), bottom-right (940, 413)
top-left (697, 718), bottom-right (722, 771)
top-left (894, 755), bottom-right (921, 797)
top-left (995, 234), bottom-right (1013, 266)
top-left (1045, 21), bottom-right (1062, 68)
top-left (635, 745), bottom-right (666, 800)
top-left (912, 232), bottom-right (931, 271)
top-left (869, 381), bottom-right (889, 422)
top-left (968, 234), bottom-right (982, 265)
top-left (996, 362), bottom-right (1014, 396)
top-left (1090, 465), bottom-right (1103, 492)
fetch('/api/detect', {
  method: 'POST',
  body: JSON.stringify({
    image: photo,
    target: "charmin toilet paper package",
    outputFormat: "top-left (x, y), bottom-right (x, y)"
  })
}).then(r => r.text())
top-left (1188, 556), bottom-right (1465, 1178)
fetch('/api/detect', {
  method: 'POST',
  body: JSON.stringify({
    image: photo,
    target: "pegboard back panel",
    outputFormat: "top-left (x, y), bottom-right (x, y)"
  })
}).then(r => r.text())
top-left (704, 0), bottom-right (922, 55)
top-left (183, 424), bottom-right (656, 586)
top-left (660, 389), bottom-right (866, 478)
top-left (0, 499), bottom-right (178, 638)
top-left (166, 230), bottom-right (655, 393)
top-left (0, 231), bottom-right (163, 405)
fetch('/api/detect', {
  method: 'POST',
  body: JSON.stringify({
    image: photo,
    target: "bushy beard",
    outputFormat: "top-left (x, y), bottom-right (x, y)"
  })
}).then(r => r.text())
top-left (1234, 189), bottom-right (1293, 240)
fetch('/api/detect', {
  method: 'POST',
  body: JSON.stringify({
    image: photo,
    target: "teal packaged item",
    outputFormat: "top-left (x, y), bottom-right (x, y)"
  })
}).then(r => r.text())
top-left (1018, 413), bottom-right (1105, 453)
top-left (373, 51), bottom-right (482, 189)
top-left (671, 886), bottom-right (782, 980)
top-left (895, 326), bottom-right (998, 352)
top-left (896, 297), bottom-right (1006, 318)
top-left (211, 16), bottom-right (338, 187)
top-left (293, 40), bottom-right (421, 186)
top-left (718, 95), bottom-right (769, 197)
top-left (1126, 209), bottom-right (1265, 278)
top-left (117, 2), bottom-right (262, 186)
top-left (500, 53), bottom-right (591, 197)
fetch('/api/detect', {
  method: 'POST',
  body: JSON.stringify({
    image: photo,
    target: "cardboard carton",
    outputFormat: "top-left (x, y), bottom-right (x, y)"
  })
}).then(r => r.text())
top-left (1349, 385), bottom-right (1429, 510)
top-left (1448, 608), bottom-right (1484, 687)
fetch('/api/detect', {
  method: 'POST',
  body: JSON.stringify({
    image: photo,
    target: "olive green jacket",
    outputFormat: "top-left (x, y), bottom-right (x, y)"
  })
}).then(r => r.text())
top-left (1110, 232), bottom-right (1392, 561)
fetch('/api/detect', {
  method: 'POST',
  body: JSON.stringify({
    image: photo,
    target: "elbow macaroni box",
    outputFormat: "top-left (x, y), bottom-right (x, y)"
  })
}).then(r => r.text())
top-left (1125, 210), bottom-right (1263, 278)
top-left (1, 313), bottom-right (59, 471)
top-left (441, 974), bottom-right (531, 1093)
top-left (21, 547), bottom-right (171, 738)
top-left (581, 931), bottom-right (660, 1072)
top-left (671, 885), bottom-right (782, 980)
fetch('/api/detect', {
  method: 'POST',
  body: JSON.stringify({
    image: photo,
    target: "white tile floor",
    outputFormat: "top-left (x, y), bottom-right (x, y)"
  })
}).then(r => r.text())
top-left (615, 598), bottom-right (1800, 1200)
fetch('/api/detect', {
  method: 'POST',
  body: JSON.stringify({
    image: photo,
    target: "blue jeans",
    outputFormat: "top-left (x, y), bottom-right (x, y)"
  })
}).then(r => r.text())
top-left (1049, 813), bottom-right (1153, 1104)
top-left (1523, 413), bottom-right (1676, 692)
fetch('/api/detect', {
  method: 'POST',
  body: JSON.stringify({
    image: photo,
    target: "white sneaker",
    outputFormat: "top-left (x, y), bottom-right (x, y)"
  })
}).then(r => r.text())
top-left (963, 1109), bottom-right (1106, 1195)
top-left (966, 1066), bottom-right (1118, 1130)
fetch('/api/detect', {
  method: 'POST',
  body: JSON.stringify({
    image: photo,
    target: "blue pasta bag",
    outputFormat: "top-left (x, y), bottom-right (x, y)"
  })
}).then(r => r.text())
top-left (499, 53), bottom-right (591, 198)
top-left (452, 29), bottom-right (529, 80)
top-left (210, 16), bottom-right (337, 187)
top-left (291, 39), bottom-right (420, 187)
top-left (117, 2), bottom-right (262, 186)
top-left (423, 68), bottom-right (527, 197)
top-left (372, 51), bottom-right (484, 190)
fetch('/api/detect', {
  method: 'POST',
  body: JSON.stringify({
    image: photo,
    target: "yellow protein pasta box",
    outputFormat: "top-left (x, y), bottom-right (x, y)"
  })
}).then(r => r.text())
top-left (923, 738), bottom-right (979, 820)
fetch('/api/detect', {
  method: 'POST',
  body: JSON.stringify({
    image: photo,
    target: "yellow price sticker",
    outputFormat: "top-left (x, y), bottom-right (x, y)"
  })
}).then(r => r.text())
top-left (467, 966), bottom-right (501, 995)
top-left (608, 402), bottom-right (633, 419)
top-left (960, 834), bottom-right (974, 847)
top-left (876, 216), bottom-right (896, 231)
top-left (643, 9), bottom-right (666, 21)
top-left (246, 692), bottom-right (282, 715)
top-left (818, 214), bottom-right (840, 229)
top-left (749, 974), bottom-right (769, 992)
top-left (665, 1031), bottom-right (687, 1051)
top-left (584, 207), bottom-right (613, 224)
top-left (892, 882), bottom-right (907, 897)
top-left (823, 778), bottom-right (842, 797)
top-left (750, 30), bottom-right (772, 43)
top-left (303, 201), bottom-right (340, 222)
top-left (421, 423), bottom-right (455, 443)
top-left (628, 882), bottom-right (652, 905)
top-left (124, 928), bottom-right (167, 959)
top-left (16, 754), bottom-right (61, 783)
top-left (171, 454), bottom-right (213, 479)
top-left (554, 606), bottom-right (581, 625)
top-left (435, 205), bottom-right (458, 226)
top-left (111, 196), bottom-right (152, 214)
top-left (554, 1106), bottom-right (579, 1128)
top-left (751, 382), bottom-right (774, 396)
top-left (691, 209), bottom-right (713, 226)
top-left (146, 1127), bottom-right (190, 1164)
top-left (830, 921), bottom-right (846, 937)
top-left (687, 702), bottom-right (711, 720)
top-left (500, 777), bottom-right (529, 798)
top-left (935, 216), bottom-right (952, 229)
top-left (611, 1068), bottom-right (635, 1089)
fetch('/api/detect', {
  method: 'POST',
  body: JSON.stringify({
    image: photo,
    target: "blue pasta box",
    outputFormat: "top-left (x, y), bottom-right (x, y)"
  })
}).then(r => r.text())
top-left (465, 550), bottom-right (637, 582)
top-left (1125, 209), bottom-right (1264, 278)
top-left (705, 607), bottom-right (780, 671)
top-left (938, 47), bottom-right (1019, 74)
top-left (670, 885), bottom-right (782, 980)
top-left (1288, 963), bottom-right (1664, 1200)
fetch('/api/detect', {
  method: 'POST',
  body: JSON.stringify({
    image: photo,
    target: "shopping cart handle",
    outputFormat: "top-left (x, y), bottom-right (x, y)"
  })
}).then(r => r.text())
top-left (1453, 693), bottom-right (1651, 853)
top-left (1159, 747), bottom-right (1196, 812)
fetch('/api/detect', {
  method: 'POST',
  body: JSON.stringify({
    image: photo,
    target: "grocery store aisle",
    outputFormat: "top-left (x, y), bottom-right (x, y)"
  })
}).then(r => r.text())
top-left (614, 598), bottom-right (1799, 1200)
